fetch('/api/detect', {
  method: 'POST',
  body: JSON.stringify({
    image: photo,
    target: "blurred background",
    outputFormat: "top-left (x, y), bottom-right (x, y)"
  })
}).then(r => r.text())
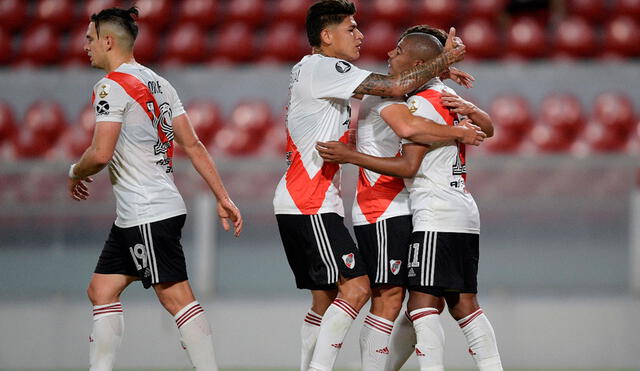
top-left (0, 0), bottom-right (639, 369)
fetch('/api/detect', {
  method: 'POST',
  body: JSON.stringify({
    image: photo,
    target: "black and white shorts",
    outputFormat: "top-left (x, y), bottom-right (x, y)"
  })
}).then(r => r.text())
top-left (95, 214), bottom-right (188, 289)
top-left (276, 213), bottom-right (368, 290)
top-left (354, 215), bottom-right (412, 287)
top-left (407, 231), bottom-right (479, 297)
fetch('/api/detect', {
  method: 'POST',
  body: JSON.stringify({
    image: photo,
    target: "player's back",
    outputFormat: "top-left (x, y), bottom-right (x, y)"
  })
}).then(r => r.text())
top-left (404, 79), bottom-right (479, 234)
top-left (93, 62), bottom-right (186, 228)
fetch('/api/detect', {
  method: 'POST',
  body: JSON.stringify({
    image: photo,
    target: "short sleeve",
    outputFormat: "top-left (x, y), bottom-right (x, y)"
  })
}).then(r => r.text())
top-left (375, 98), bottom-right (405, 115)
top-left (162, 79), bottom-right (186, 118)
top-left (311, 58), bottom-right (371, 100)
top-left (400, 95), bottom-right (445, 145)
top-left (93, 79), bottom-right (130, 123)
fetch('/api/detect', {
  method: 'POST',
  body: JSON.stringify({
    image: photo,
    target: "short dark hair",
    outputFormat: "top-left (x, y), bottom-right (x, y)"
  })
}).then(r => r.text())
top-left (400, 25), bottom-right (448, 47)
top-left (90, 7), bottom-right (139, 43)
top-left (306, 0), bottom-right (356, 47)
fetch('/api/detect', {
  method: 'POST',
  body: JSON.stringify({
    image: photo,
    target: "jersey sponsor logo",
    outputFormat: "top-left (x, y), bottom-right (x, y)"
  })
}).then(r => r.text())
top-left (390, 259), bottom-right (402, 275)
top-left (335, 61), bottom-right (352, 73)
top-left (342, 253), bottom-right (355, 269)
top-left (98, 83), bottom-right (110, 98)
top-left (96, 100), bottom-right (110, 115)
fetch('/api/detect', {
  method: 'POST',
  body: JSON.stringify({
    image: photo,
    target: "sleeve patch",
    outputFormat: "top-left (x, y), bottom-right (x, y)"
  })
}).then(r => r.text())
top-left (335, 61), bottom-right (352, 73)
top-left (95, 100), bottom-right (110, 115)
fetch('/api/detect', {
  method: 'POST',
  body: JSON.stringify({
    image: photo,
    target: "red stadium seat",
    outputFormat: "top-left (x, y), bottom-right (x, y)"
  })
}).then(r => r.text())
top-left (603, 16), bottom-right (640, 57)
top-left (566, 0), bottom-right (606, 22)
top-left (228, 100), bottom-right (272, 136)
top-left (0, 29), bottom-right (12, 64)
top-left (178, 0), bottom-right (219, 28)
top-left (505, 17), bottom-right (547, 60)
top-left (579, 121), bottom-right (629, 153)
top-left (0, 102), bottom-right (17, 146)
top-left (261, 22), bottom-right (306, 62)
top-left (212, 22), bottom-right (255, 61)
top-left (413, 0), bottom-right (460, 30)
top-left (35, 0), bottom-right (76, 30)
top-left (485, 94), bottom-right (532, 153)
top-left (612, 0), bottom-right (640, 18)
top-left (553, 17), bottom-right (597, 58)
top-left (133, 27), bottom-right (158, 65)
top-left (63, 27), bottom-right (89, 66)
top-left (136, 0), bottom-right (172, 30)
top-left (534, 93), bottom-right (584, 152)
top-left (468, 0), bottom-right (507, 20)
top-left (459, 19), bottom-right (502, 59)
top-left (164, 23), bottom-right (208, 63)
top-left (274, 0), bottom-right (308, 25)
top-left (258, 124), bottom-right (287, 157)
top-left (13, 101), bottom-right (67, 158)
top-left (19, 25), bottom-right (61, 65)
top-left (225, 0), bottom-right (266, 28)
top-left (370, 0), bottom-right (409, 25)
top-left (184, 100), bottom-right (223, 146)
top-left (527, 124), bottom-right (577, 153)
top-left (0, 0), bottom-right (28, 31)
top-left (592, 91), bottom-right (635, 136)
top-left (57, 104), bottom-right (95, 159)
top-left (360, 21), bottom-right (396, 61)
top-left (212, 127), bottom-right (258, 156)
top-left (82, 0), bottom-right (121, 20)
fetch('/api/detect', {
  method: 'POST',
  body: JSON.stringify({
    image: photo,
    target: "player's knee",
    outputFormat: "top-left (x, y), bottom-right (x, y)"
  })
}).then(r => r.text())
top-left (342, 283), bottom-right (371, 310)
top-left (87, 282), bottom-right (115, 305)
top-left (449, 300), bottom-right (480, 320)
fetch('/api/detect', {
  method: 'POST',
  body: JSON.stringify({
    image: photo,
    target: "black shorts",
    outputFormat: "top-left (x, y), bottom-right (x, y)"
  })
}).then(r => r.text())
top-left (276, 213), bottom-right (368, 290)
top-left (354, 215), bottom-right (412, 287)
top-left (95, 214), bottom-right (188, 289)
top-left (407, 231), bottom-right (479, 297)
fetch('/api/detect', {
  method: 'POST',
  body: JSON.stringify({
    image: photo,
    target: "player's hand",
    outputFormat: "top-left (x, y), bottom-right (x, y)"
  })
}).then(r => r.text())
top-left (441, 67), bottom-right (475, 89)
top-left (217, 197), bottom-right (243, 237)
top-left (316, 141), bottom-right (353, 164)
top-left (68, 177), bottom-right (94, 201)
top-left (458, 118), bottom-right (486, 146)
top-left (443, 27), bottom-right (465, 64)
top-left (440, 91), bottom-right (478, 115)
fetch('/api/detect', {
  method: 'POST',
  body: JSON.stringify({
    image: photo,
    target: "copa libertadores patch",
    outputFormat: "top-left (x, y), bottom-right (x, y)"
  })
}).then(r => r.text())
top-left (335, 61), bottom-right (352, 73)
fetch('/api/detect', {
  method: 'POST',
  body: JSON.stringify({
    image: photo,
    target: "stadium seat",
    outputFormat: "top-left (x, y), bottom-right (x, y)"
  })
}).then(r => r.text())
top-left (612, 0), bottom-right (640, 19)
top-left (603, 16), bottom-right (640, 57)
top-left (164, 23), bottom-right (208, 63)
top-left (257, 125), bottom-right (287, 157)
top-left (413, 0), bottom-right (460, 30)
top-left (184, 100), bottom-right (223, 146)
top-left (13, 101), bottom-right (67, 158)
top-left (82, 0), bottom-right (121, 20)
top-left (0, 0), bottom-right (28, 31)
top-left (225, 0), bottom-right (266, 28)
top-left (0, 29), bottom-right (12, 64)
top-left (136, 0), bottom-right (172, 30)
top-left (579, 121), bottom-right (629, 153)
top-left (228, 100), bottom-right (273, 135)
top-left (177, 0), bottom-right (219, 28)
top-left (0, 102), bottom-right (17, 145)
top-left (261, 22), bottom-right (306, 62)
top-left (63, 27), bottom-right (89, 66)
top-left (565, 0), bottom-right (606, 22)
top-left (553, 16), bottom-right (597, 58)
top-left (35, 0), bottom-right (76, 30)
top-left (18, 25), bottom-right (61, 65)
top-left (212, 22), bottom-right (255, 61)
top-left (459, 19), bottom-right (502, 59)
top-left (592, 91), bottom-right (635, 137)
top-left (505, 16), bottom-right (547, 59)
top-left (485, 94), bottom-right (532, 153)
top-left (527, 124), bottom-right (576, 153)
top-left (57, 104), bottom-right (95, 159)
top-left (212, 126), bottom-right (258, 156)
top-left (274, 0), bottom-right (308, 25)
top-left (133, 27), bottom-right (158, 65)
top-left (360, 21), bottom-right (396, 61)
top-left (370, 0), bottom-right (409, 25)
top-left (468, 0), bottom-right (507, 20)
top-left (538, 92), bottom-right (584, 141)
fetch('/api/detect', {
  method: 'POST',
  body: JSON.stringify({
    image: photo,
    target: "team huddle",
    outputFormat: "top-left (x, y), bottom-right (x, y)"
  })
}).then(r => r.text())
top-left (67, 1), bottom-right (501, 371)
top-left (274, 1), bottom-right (502, 371)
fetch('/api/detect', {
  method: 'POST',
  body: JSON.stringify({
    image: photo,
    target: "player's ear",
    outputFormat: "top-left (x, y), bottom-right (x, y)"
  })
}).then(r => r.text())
top-left (320, 28), bottom-right (332, 46)
top-left (414, 59), bottom-right (425, 67)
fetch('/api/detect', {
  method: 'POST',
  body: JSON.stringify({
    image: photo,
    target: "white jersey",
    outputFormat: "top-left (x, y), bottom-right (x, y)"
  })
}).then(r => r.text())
top-left (273, 54), bottom-right (371, 215)
top-left (351, 95), bottom-right (411, 226)
top-left (402, 79), bottom-right (480, 234)
top-left (92, 62), bottom-right (187, 228)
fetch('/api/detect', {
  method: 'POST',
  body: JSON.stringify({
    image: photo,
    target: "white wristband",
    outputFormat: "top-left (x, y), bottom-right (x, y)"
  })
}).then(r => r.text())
top-left (68, 163), bottom-right (80, 180)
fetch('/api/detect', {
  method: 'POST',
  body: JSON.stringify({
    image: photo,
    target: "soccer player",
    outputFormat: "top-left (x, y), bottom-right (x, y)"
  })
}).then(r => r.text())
top-left (273, 1), bottom-right (466, 370)
top-left (316, 32), bottom-right (503, 371)
top-left (67, 7), bottom-right (242, 371)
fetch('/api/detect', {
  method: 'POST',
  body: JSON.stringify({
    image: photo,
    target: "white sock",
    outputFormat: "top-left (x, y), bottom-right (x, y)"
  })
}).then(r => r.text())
top-left (384, 310), bottom-right (415, 371)
top-left (90, 302), bottom-right (124, 371)
top-left (410, 307), bottom-right (444, 371)
top-left (301, 310), bottom-right (322, 371)
top-left (360, 313), bottom-right (394, 371)
top-left (175, 301), bottom-right (218, 371)
top-left (457, 309), bottom-right (503, 371)
top-left (308, 298), bottom-right (359, 371)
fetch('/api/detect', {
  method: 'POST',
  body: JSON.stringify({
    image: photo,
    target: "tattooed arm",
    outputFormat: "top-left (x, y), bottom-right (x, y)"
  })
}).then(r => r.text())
top-left (354, 27), bottom-right (466, 97)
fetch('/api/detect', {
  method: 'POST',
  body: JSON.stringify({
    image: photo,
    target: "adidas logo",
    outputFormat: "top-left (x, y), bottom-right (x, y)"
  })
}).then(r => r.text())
top-left (376, 347), bottom-right (389, 354)
top-left (331, 343), bottom-right (343, 349)
top-left (416, 347), bottom-right (425, 357)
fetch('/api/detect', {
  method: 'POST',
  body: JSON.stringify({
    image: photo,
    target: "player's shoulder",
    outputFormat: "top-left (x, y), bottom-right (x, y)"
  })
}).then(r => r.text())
top-left (309, 54), bottom-right (359, 75)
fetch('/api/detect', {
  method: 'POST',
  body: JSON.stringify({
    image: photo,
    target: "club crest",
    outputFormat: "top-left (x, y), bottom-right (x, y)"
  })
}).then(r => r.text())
top-left (342, 253), bottom-right (355, 269)
top-left (390, 259), bottom-right (402, 275)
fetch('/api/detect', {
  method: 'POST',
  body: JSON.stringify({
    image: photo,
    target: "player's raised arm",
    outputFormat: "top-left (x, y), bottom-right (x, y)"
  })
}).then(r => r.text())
top-left (316, 140), bottom-right (428, 178)
top-left (172, 113), bottom-right (243, 237)
top-left (353, 27), bottom-right (465, 97)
